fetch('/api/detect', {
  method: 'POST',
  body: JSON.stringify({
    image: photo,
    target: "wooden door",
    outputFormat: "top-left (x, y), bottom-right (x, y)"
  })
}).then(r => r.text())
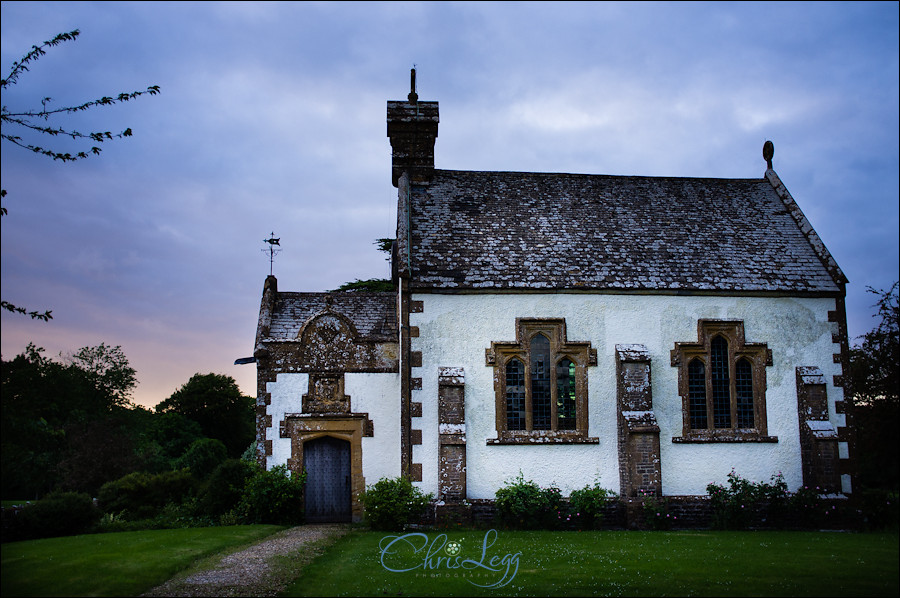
top-left (303, 436), bottom-right (351, 522)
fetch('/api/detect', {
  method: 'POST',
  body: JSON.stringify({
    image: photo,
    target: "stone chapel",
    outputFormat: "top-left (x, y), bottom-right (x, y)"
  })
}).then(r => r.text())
top-left (249, 72), bottom-right (852, 523)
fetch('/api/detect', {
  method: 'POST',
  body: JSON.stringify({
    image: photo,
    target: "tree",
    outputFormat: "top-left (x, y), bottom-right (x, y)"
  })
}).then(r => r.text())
top-left (140, 411), bottom-right (205, 472)
top-left (847, 282), bottom-right (899, 406)
top-left (176, 438), bottom-right (228, 480)
top-left (333, 278), bottom-right (397, 292)
top-left (57, 416), bottom-right (142, 495)
top-left (1, 29), bottom-right (160, 320)
top-left (1, 30), bottom-right (160, 163)
top-left (1, 342), bottom-right (142, 498)
top-left (846, 282), bottom-right (899, 490)
top-left (156, 373), bottom-right (255, 458)
top-left (333, 238), bottom-right (397, 292)
top-left (62, 343), bottom-right (137, 408)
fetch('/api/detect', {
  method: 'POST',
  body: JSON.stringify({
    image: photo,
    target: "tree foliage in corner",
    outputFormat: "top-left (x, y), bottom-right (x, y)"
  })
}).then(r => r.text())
top-left (846, 282), bottom-right (899, 490)
top-left (333, 238), bottom-right (397, 292)
top-left (1, 29), bottom-right (160, 320)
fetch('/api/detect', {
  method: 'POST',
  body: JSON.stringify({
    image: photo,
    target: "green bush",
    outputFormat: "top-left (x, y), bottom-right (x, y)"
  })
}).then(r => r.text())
top-left (707, 470), bottom-right (841, 530)
top-left (784, 483), bottom-right (823, 528)
top-left (568, 481), bottom-right (616, 530)
top-left (494, 473), bottom-right (561, 530)
top-left (97, 469), bottom-right (197, 519)
top-left (239, 464), bottom-right (306, 525)
top-left (640, 492), bottom-right (675, 530)
top-left (176, 438), bottom-right (228, 480)
top-left (708, 470), bottom-right (758, 530)
top-left (3, 491), bottom-right (100, 541)
top-left (198, 459), bottom-right (257, 519)
top-left (358, 476), bottom-right (432, 531)
top-left (240, 441), bottom-right (258, 463)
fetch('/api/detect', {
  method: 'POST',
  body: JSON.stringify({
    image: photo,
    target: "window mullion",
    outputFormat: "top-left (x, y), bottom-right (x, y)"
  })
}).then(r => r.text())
top-left (752, 368), bottom-right (759, 429)
top-left (576, 362), bottom-right (585, 432)
top-left (705, 357), bottom-right (714, 431)
top-left (524, 359), bottom-right (533, 431)
top-left (729, 346), bottom-right (738, 430)
top-left (550, 356), bottom-right (558, 431)
top-left (499, 357), bottom-right (508, 433)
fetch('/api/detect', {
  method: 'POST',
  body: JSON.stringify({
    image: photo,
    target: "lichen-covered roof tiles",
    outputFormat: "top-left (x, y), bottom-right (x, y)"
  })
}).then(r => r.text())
top-left (405, 170), bottom-right (842, 293)
top-left (265, 292), bottom-right (397, 342)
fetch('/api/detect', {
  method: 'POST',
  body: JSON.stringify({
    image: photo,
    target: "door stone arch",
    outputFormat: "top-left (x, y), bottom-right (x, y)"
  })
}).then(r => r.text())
top-left (282, 414), bottom-right (369, 522)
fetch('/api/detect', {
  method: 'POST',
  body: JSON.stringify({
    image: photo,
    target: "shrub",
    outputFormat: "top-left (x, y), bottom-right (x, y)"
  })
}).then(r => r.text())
top-left (94, 499), bottom-right (208, 532)
top-left (707, 470), bottom-right (835, 530)
top-left (176, 438), bottom-right (228, 480)
top-left (785, 484), bottom-right (823, 528)
top-left (218, 509), bottom-right (242, 526)
top-left (707, 470), bottom-right (783, 530)
top-left (239, 464), bottom-right (306, 525)
top-left (240, 440), bottom-right (258, 463)
top-left (3, 491), bottom-right (100, 541)
top-left (640, 492), bottom-right (675, 530)
top-left (568, 481), bottom-right (616, 530)
top-left (707, 470), bottom-right (757, 530)
top-left (494, 473), bottom-right (561, 530)
top-left (198, 459), bottom-right (258, 519)
top-left (97, 469), bottom-right (197, 519)
top-left (358, 476), bottom-right (432, 531)
top-left (148, 498), bottom-right (205, 528)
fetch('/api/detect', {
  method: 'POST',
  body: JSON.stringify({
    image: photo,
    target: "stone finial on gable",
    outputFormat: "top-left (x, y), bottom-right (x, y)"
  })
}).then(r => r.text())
top-left (763, 140), bottom-right (774, 170)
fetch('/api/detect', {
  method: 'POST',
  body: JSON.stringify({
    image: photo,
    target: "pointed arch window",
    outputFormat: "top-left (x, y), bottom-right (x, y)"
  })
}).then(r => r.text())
top-left (672, 320), bottom-right (776, 442)
top-left (487, 319), bottom-right (598, 444)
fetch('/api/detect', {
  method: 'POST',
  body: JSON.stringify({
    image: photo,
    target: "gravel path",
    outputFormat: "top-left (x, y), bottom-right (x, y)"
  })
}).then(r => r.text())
top-left (142, 524), bottom-right (350, 597)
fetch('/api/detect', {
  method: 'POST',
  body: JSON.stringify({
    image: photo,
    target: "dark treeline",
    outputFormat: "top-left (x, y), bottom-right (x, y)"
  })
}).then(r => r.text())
top-left (1, 343), bottom-right (254, 499)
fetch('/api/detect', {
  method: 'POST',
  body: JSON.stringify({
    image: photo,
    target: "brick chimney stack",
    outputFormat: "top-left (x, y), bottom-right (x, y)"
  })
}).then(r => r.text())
top-left (387, 68), bottom-right (439, 187)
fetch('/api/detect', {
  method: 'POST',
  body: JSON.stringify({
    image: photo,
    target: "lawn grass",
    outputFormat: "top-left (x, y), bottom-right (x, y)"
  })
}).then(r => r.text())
top-left (283, 529), bottom-right (900, 597)
top-left (0, 524), bottom-right (284, 597)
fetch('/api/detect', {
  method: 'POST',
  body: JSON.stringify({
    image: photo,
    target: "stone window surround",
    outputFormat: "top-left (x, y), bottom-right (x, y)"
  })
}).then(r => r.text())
top-left (485, 318), bottom-right (598, 445)
top-left (670, 319), bottom-right (777, 443)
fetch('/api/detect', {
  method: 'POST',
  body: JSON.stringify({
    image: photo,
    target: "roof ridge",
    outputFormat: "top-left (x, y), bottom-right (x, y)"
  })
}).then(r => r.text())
top-left (433, 168), bottom-right (765, 182)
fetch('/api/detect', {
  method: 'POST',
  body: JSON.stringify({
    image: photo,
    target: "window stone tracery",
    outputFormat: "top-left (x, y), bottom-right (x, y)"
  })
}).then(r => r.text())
top-left (671, 320), bottom-right (776, 443)
top-left (486, 318), bottom-right (598, 444)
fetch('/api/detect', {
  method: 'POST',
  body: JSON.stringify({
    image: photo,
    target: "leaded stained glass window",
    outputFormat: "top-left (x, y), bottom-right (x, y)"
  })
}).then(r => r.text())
top-left (489, 319), bottom-right (596, 442)
top-left (672, 320), bottom-right (772, 441)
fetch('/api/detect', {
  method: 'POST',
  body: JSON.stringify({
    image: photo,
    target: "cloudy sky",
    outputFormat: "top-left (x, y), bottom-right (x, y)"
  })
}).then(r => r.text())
top-left (2, 1), bottom-right (897, 409)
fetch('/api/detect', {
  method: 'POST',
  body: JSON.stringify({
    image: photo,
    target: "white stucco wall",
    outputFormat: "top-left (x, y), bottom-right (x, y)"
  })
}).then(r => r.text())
top-left (265, 372), bottom-right (401, 486)
top-left (346, 372), bottom-right (402, 484)
top-left (266, 372), bottom-right (308, 470)
top-left (410, 292), bottom-right (843, 498)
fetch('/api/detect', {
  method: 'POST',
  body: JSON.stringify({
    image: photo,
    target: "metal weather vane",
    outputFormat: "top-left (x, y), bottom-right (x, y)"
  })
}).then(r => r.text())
top-left (263, 232), bottom-right (281, 276)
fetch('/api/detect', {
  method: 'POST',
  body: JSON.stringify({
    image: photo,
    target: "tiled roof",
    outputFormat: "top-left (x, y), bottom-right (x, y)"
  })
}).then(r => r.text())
top-left (265, 292), bottom-right (397, 342)
top-left (404, 170), bottom-right (842, 293)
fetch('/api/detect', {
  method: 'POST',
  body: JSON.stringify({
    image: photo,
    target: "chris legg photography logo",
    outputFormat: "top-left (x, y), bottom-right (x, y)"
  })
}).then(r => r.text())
top-left (378, 529), bottom-right (521, 588)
